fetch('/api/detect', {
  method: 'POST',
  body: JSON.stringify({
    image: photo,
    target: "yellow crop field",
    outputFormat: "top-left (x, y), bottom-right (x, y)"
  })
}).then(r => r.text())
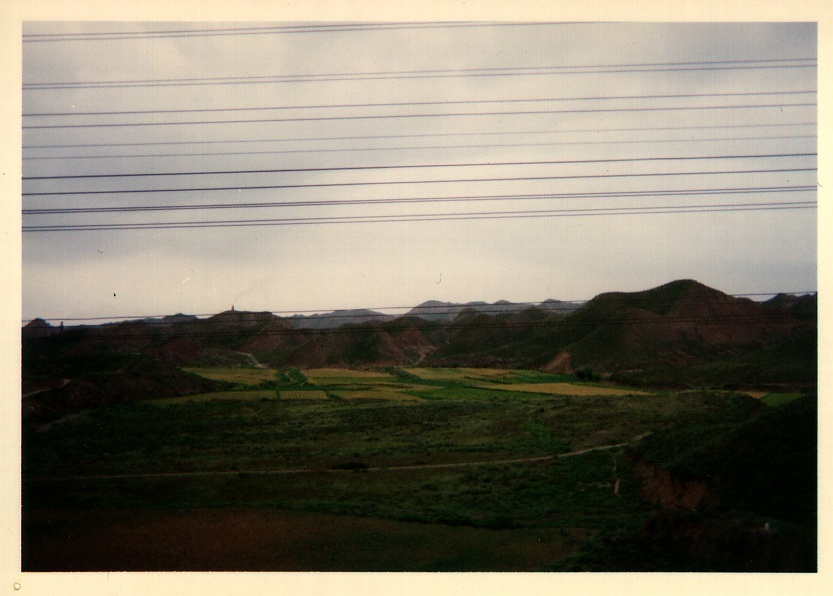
top-left (473, 382), bottom-right (650, 397)
top-left (279, 390), bottom-right (330, 400)
top-left (183, 367), bottom-right (278, 385)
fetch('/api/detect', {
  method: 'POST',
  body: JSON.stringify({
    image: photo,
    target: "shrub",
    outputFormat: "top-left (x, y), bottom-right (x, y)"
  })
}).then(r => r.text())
top-left (576, 367), bottom-right (600, 381)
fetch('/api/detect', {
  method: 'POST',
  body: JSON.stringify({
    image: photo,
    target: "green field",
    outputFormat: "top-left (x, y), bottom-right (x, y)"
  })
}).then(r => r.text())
top-left (22, 366), bottom-right (815, 571)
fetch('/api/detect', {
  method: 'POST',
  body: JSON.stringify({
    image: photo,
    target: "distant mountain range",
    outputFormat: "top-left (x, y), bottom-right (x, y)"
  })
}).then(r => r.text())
top-left (287, 309), bottom-right (395, 330)
top-left (403, 299), bottom-right (583, 322)
top-left (280, 299), bottom-right (584, 329)
top-left (22, 280), bottom-right (817, 415)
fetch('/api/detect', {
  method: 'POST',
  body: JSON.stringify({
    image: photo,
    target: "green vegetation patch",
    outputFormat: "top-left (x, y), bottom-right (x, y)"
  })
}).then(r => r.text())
top-left (761, 392), bottom-right (804, 407)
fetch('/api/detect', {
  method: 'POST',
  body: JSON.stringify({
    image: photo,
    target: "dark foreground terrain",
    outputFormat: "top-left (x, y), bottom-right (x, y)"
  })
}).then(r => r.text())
top-left (22, 367), bottom-right (816, 571)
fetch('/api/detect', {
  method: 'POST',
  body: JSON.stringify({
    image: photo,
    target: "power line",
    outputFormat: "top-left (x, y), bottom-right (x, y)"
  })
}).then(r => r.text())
top-left (20, 22), bottom-right (481, 40)
top-left (23, 58), bottom-right (816, 90)
top-left (22, 201), bottom-right (816, 233)
top-left (22, 22), bottom-right (590, 42)
top-left (24, 121), bottom-right (816, 151)
top-left (22, 89), bottom-right (816, 117)
top-left (23, 186), bottom-right (815, 216)
top-left (20, 102), bottom-right (816, 130)
top-left (20, 134), bottom-right (819, 162)
top-left (21, 167), bottom-right (818, 198)
top-left (22, 153), bottom-right (816, 182)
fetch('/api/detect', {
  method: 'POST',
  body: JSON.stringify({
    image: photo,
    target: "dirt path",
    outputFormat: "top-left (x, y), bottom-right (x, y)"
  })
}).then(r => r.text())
top-left (557, 443), bottom-right (629, 458)
top-left (26, 442), bottom-right (636, 482)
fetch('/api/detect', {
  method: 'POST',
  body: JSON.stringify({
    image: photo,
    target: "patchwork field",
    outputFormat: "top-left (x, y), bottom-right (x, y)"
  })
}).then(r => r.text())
top-left (22, 365), bottom-right (815, 571)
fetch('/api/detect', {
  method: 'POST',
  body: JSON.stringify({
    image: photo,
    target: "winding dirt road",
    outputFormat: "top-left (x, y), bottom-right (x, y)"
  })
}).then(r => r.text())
top-left (25, 441), bottom-right (638, 483)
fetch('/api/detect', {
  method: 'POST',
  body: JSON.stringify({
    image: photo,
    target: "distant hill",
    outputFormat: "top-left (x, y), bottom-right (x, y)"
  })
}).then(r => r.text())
top-left (537, 299), bottom-right (583, 315)
top-left (425, 306), bottom-right (560, 367)
top-left (140, 313), bottom-right (200, 325)
top-left (405, 299), bottom-right (576, 322)
top-left (406, 300), bottom-right (486, 322)
top-left (276, 315), bottom-right (446, 368)
top-left (287, 309), bottom-right (394, 330)
top-left (763, 292), bottom-right (817, 320)
top-left (23, 309), bottom-right (308, 375)
top-left (22, 318), bottom-right (60, 339)
top-left (424, 279), bottom-right (815, 384)
top-left (554, 280), bottom-right (816, 386)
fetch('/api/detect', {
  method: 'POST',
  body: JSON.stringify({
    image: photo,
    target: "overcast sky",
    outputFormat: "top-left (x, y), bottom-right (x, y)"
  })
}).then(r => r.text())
top-left (21, 22), bottom-right (817, 322)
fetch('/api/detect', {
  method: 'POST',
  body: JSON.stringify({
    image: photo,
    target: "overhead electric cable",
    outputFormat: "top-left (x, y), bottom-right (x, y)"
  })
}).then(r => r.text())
top-left (22, 201), bottom-right (816, 233)
top-left (22, 58), bottom-right (815, 90)
top-left (21, 102), bottom-right (815, 129)
top-left (20, 134), bottom-right (819, 161)
top-left (22, 152), bottom-right (816, 181)
top-left (22, 22), bottom-right (593, 42)
top-left (24, 121), bottom-right (816, 151)
top-left (21, 167), bottom-right (817, 197)
top-left (23, 185), bottom-right (815, 216)
top-left (22, 89), bottom-right (816, 117)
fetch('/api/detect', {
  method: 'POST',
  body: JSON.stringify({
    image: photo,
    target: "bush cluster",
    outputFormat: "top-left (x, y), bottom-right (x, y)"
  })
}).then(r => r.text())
top-left (575, 367), bottom-right (600, 381)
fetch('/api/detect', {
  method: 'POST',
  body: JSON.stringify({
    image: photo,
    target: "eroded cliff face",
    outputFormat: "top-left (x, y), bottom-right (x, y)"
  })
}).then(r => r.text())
top-left (634, 460), bottom-right (720, 512)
